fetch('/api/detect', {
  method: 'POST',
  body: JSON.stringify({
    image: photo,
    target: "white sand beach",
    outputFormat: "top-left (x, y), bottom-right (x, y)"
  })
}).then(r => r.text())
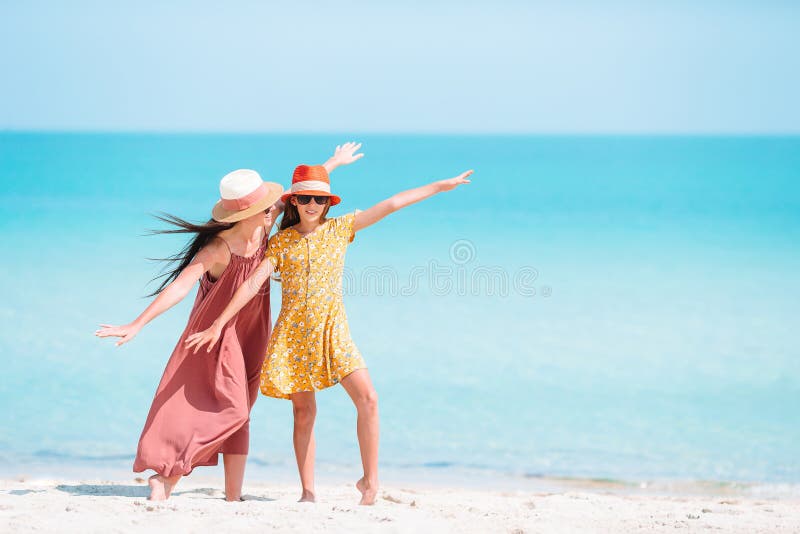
top-left (1, 477), bottom-right (799, 533)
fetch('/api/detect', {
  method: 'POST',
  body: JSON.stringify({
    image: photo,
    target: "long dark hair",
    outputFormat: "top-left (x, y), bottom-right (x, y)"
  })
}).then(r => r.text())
top-left (280, 198), bottom-right (330, 231)
top-left (145, 212), bottom-right (233, 297)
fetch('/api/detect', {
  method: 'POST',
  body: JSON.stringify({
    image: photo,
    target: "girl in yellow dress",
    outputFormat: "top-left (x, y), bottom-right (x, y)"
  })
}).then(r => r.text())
top-left (186, 161), bottom-right (473, 505)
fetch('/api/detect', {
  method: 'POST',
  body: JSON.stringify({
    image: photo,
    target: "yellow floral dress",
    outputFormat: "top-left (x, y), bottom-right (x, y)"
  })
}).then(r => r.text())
top-left (260, 212), bottom-right (366, 399)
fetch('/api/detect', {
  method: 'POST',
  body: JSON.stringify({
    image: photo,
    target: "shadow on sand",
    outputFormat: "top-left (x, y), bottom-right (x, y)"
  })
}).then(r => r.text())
top-left (56, 484), bottom-right (149, 498)
top-left (171, 488), bottom-right (276, 501)
top-left (54, 484), bottom-right (276, 501)
top-left (7, 489), bottom-right (48, 496)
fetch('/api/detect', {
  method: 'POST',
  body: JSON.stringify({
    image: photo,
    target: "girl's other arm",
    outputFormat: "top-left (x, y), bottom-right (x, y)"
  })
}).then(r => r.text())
top-left (184, 256), bottom-right (275, 353)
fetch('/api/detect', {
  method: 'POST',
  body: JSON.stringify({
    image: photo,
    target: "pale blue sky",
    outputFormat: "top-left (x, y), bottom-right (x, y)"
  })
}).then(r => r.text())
top-left (1, 0), bottom-right (798, 133)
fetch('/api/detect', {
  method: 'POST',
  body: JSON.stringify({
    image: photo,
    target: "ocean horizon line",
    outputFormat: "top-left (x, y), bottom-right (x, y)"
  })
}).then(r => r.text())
top-left (2, 129), bottom-right (800, 138)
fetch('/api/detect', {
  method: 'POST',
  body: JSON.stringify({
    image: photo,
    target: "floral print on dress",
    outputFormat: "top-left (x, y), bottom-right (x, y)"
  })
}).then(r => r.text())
top-left (260, 212), bottom-right (365, 399)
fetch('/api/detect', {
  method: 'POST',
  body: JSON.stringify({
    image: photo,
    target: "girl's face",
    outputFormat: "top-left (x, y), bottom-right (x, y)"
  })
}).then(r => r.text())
top-left (292, 195), bottom-right (330, 224)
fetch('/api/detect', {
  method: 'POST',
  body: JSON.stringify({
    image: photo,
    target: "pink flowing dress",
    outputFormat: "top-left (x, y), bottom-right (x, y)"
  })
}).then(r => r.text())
top-left (133, 235), bottom-right (271, 477)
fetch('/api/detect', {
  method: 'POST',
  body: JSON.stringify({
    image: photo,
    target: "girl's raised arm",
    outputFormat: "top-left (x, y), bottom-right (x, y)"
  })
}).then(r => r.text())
top-left (184, 256), bottom-right (275, 353)
top-left (323, 142), bottom-right (364, 173)
top-left (354, 170), bottom-right (473, 232)
top-left (95, 239), bottom-right (229, 346)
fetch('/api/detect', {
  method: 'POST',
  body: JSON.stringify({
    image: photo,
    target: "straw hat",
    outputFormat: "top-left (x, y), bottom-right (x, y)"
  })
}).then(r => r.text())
top-left (280, 165), bottom-right (341, 206)
top-left (211, 169), bottom-right (284, 223)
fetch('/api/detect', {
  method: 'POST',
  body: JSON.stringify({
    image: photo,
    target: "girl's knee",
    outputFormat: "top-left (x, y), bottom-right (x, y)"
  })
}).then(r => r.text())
top-left (292, 401), bottom-right (317, 426)
top-left (356, 389), bottom-right (378, 413)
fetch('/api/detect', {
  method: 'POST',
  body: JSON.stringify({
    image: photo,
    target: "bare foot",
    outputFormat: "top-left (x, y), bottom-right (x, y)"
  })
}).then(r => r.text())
top-left (148, 475), bottom-right (168, 500)
top-left (298, 489), bottom-right (316, 503)
top-left (148, 474), bottom-right (180, 500)
top-left (355, 477), bottom-right (378, 505)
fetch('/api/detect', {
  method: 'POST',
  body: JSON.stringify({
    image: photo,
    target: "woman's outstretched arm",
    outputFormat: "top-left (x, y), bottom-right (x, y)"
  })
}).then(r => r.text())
top-left (95, 239), bottom-right (228, 346)
top-left (354, 170), bottom-right (473, 232)
top-left (184, 256), bottom-right (275, 353)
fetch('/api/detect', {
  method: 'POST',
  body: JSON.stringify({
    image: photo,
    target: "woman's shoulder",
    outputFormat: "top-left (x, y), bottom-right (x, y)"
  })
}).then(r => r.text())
top-left (204, 234), bottom-right (232, 257)
top-left (192, 235), bottom-right (231, 268)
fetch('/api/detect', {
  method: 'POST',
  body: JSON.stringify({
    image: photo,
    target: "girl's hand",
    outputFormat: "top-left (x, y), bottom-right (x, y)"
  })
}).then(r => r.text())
top-left (95, 322), bottom-right (142, 347)
top-left (331, 142), bottom-right (364, 166)
top-left (438, 170), bottom-right (473, 192)
top-left (184, 322), bottom-right (223, 354)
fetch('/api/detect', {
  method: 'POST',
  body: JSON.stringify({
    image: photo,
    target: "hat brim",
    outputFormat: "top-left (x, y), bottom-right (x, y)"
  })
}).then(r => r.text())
top-left (212, 182), bottom-right (284, 223)
top-left (281, 190), bottom-right (341, 206)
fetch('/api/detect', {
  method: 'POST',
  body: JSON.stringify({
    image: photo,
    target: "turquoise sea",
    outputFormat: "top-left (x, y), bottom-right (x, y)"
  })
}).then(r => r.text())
top-left (0, 133), bottom-right (798, 493)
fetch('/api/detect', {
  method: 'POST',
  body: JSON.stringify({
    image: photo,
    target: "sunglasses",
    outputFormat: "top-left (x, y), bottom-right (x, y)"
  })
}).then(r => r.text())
top-left (295, 195), bottom-right (330, 205)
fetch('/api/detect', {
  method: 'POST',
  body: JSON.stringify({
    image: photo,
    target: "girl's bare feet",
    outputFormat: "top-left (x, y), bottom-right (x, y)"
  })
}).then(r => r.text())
top-left (148, 474), bottom-right (180, 500)
top-left (298, 489), bottom-right (316, 503)
top-left (356, 477), bottom-right (378, 505)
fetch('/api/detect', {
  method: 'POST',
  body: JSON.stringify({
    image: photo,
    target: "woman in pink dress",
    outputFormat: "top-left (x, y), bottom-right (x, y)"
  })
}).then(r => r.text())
top-left (95, 143), bottom-right (363, 501)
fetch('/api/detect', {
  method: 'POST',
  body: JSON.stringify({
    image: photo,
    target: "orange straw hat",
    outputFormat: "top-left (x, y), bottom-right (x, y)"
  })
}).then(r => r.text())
top-left (211, 169), bottom-right (284, 223)
top-left (280, 164), bottom-right (341, 205)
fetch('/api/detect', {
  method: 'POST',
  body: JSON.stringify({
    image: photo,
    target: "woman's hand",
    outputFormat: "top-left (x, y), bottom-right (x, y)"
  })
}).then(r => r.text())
top-left (324, 142), bottom-right (364, 172)
top-left (437, 170), bottom-right (473, 192)
top-left (93, 242), bottom-right (226, 348)
top-left (95, 322), bottom-right (142, 347)
top-left (184, 322), bottom-right (223, 354)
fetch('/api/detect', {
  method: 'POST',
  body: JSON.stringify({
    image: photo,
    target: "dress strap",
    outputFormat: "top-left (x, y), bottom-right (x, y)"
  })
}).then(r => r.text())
top-left (212, 235), bottom-right (233, 261)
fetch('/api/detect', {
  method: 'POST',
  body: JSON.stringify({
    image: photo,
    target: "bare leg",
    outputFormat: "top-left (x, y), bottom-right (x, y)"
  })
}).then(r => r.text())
top-left (340, 369), bottom-right (379, 505)
top-left (223, 453), bottom-right (247, 501)
top-left (290, 391), bottom-right (317, 502)
top-left (148, 473), bottom-right (181, 500)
